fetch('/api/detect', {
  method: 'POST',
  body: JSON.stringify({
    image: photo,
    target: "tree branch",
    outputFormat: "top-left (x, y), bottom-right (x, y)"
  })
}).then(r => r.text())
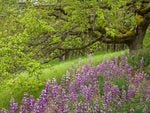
top-left (136, 6), bottom-right (150, 16)
top-left (58, 37), bottom-right (101, 51)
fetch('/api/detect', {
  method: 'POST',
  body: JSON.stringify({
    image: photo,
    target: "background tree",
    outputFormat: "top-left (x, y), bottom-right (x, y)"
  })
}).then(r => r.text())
top-left (0, 0), bottom-right (150, 80)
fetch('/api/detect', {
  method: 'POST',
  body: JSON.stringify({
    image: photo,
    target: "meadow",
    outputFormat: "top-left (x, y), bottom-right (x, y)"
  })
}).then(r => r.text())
top-left (0, 52), bottom-right (150, 113)
top-left (0, 51), bottom-right (124, 109)
top-left (0, 0), bottom-right (150, 113)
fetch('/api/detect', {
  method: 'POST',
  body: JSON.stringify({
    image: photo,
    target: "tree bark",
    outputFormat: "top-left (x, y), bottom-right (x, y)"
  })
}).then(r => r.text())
top-left (126, 26), bottom-right (148, 52)
top-left (126, 12), bottom-right (150, 52)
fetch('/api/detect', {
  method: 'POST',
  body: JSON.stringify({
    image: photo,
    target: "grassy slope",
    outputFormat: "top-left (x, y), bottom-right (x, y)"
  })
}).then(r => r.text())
top-left (0, 51), bottom-right (126, 109)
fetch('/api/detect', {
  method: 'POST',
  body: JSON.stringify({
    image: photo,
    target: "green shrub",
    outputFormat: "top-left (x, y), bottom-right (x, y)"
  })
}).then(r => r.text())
top-left (0, 75), bottom-right (45, 108)
top-left (128, 48), bottom-right (150, 74)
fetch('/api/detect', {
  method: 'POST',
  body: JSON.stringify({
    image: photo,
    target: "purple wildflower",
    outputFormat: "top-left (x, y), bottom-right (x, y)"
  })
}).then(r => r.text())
top-left (0, 56), bottom-right (148, 112)
top-left (104, 92), bottom-right (113, 107)
top-left (104, 81), bottom-right (112, 94)
top-left (0, 109), bottom-right (8, 113)
top-left (81, 85), bottom-right (93, 101)
top-left (111, 85), bottom-right (119, 97)
top-left (145, 86), bottom-right (150, 101)
top-left (127, 87), bottom-right (136, 101)
top-left (28, 95), bottom-right (35, 112)
top-left (133, 72), bottom-right (144, 87)
top-left (10, 100), bottom-right (18, 113)
top-left (130, 108), bottom-right (135, 113)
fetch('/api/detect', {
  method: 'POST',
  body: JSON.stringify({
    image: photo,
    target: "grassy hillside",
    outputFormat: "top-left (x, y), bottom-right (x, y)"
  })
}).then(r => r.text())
top-left (0, 51), bottom-right (126, 109)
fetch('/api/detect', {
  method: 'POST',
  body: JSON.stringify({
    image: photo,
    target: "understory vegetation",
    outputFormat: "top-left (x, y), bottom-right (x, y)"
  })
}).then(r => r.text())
top-left (128, 48), bottom-right (150, 74)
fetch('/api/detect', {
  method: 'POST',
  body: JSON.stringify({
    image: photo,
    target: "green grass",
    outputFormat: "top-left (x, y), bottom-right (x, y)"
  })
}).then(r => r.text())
top-left (0, 50), bottom-right (127, 109)
top-left (40, 51), bottom-right (126, 81)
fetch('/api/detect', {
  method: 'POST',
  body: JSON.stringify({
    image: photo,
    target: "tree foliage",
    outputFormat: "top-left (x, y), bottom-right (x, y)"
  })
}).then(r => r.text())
top-left (0, 0), bottom-right (150, 79)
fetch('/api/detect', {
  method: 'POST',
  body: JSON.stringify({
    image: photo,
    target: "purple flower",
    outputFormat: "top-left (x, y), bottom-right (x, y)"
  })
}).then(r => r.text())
top-left (0, 109), bottom-right (8, 113)
top-left (68, 92), bottom-right (78, 101)
top-left (111, 85), bottom-right (119, 97)
top-left (146, 86), bottom-right (150, 95)
top-left (93, 102), bottom-right (100, 112)
top-left (82, 65), bottom-right (90, 73)
top-left (10, 100), bottom-right (18, 113)
top-left (75, 102), bottom-right (84, 113)
top-left (133, 72), bottom-right (144, 87)
top-left (127, 87), bottom-right (136, 101)
top-left (28, 95), bottom-right (35, 112)
top-left (76, 75), bottom-right (85, 86)
top-left (51, 82), bottom-right (59, 98)
top-left (104, 92), bottom-right (112, 107)
top-left (22, 96), bottom-right (29, 105)
top-left (145, 86), bottom-right (150, 101)
top-left (20, 105), bottom-right (27, 113)
top-left (104, 81), bottom-right (112, 94)
top-left (80, 85), bottom-right (93, 101)
top-left (0, 56), bottom-right (148, 112)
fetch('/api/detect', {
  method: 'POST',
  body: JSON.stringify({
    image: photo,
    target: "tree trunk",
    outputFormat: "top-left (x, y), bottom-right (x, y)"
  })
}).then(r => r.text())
top-left (126, 25), bottom-right (149, 53)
